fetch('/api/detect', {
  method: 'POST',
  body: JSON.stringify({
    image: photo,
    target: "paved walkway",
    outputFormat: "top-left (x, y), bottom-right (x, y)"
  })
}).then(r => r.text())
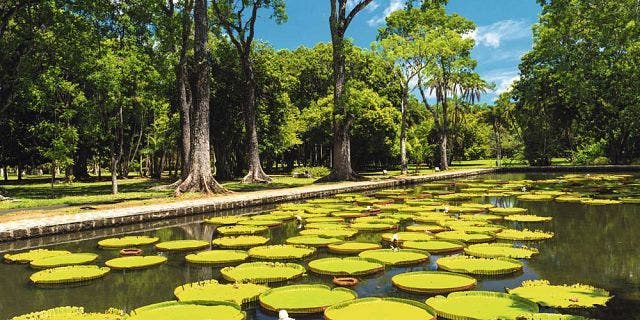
top-left (0, 169), bottom-right (497, 242)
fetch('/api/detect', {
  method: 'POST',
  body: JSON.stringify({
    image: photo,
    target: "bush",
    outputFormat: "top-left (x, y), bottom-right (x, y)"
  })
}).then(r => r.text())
top-left (574, 140), bottom-right (607, 165)
top-left (292, 166), bottom-right (330, 178)
top-left (592, 157), bottom-right (610, 165)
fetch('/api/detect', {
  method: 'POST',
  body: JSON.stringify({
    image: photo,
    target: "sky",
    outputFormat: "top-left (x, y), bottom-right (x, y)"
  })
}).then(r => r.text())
top-left (254, 0), bottom-right (542, 103)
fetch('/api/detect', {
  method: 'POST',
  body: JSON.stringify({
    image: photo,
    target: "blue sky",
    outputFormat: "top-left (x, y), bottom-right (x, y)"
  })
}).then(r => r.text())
top-left (254, 0), bottom-right (542, 103)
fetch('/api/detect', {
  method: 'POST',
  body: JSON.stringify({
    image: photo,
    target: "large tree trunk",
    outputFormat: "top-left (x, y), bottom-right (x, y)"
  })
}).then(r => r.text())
top-left (240, 58), bottom-right (271, 183)
top-left (400, 90), bottom-right (408, 174)
top-left (439, 133), bottom-right (448, 171)
top-left (3, 166), bottom-right (8, 181)
top-left (176, 0), bottom-right (226, 195)
top-left (178, 0), bottom-right (193, 181)
top-left (73, 145), bottom-right (91, 180)
top-left (111, 154), bottom-right (118, 194)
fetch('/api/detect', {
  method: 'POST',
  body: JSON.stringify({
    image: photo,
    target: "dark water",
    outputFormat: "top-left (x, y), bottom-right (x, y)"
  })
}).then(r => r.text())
top-left (0, 173), bottom-right (639, 319)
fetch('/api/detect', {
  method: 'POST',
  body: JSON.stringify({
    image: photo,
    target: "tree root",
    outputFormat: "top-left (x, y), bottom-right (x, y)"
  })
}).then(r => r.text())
top-left (315, 169), bottom-right (366, 183)
top-left (241, 168), bottom-right (273, 184)
top-left (175, 172), bottom-right (229, 196)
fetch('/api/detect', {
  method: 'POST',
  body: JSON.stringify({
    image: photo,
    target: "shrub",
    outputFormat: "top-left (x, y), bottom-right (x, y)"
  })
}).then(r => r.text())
top-left (292, 166), bottom-right (330, 178)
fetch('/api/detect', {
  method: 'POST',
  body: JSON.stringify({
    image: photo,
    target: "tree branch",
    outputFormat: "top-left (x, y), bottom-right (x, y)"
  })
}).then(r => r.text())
top-left (344, 0), bottom-right (374, 30)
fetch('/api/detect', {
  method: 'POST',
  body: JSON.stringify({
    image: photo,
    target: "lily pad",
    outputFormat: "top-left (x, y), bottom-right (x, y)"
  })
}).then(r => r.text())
top-left (285, 235), bottom-right (343, 247)
top-left (489, 207), bottom-right (528, 215)
top-left (324, 297), bottom-right (436, 320)
top-left (259, 284), bottom-right (357, 314)
top-left (555, 196), bottom-right (586, 203)
top-left (425, 291), bottom-right (538, 320)
top-left (392, 271), bottom-right (477, 294)
top-left (212, 236), bottom-right (270, 248)
top-left (518, 194), bottom-right (555, 201)
top-left (465, 243), bottom-right (539, 259)
top-left (237, 219), bottom-right (282, 227)
top-left (381, 232), bottom-right (435, 242)
top-left (174, 280), bottom-right (268, 305)
top-left (406, 224), bottom-right (446, 233)
top-left (248, 245), bottom-right (316, 260)
top-left (4, 249), bottom-right (71, 264)
top-left (129, 301), bottom-right (245, 320)
top-left (221, 262), bottom-right (305, 283)
top-left (11, 307), bottom-right (126, 320)
top-left (358, 249), bottom-right (429, 266)
top-left (349, 222), bottom-right (397, 231)
top-left (30, 253), bottom-right (98, 269)
top-left (402, 240), bottom-right (465, 254)
top-left (185, 250), bottom-right (248, 265)
top-left (299, 228), bottom-right (358, 238)
top-left (515, 313), bottom-right (593, 319)
top-left (305, 222), bottom-right (348, 229)
top-left (217, 225), bottom-right (268, 235)
top-left (437, 256), bottom-right (523, 275)
top-left (105, 256), bottom-right (167, 270)
top-left (204, 216), bottom-right (249, 225)
top-left (155, 240), bottom-right (209, 252)
top-left (504, 215), bottom-right (553, 222)
top-left (435, 231), bottom-right (495, 243)
top-left (327, 242), bottom-right (382, 254)
top-left (507, 280), bottom-right (613, 308)
top-left (305, 216), bottom-right (345, 223)
top-left (30, 265), bottom-right (110, 284)
top-left (308, 257), bottom-right (384, 276)
top-left (98, 236), bottom-right (159, 249)
top-left (580, 199), bottom-right (621, 205)
top-left (496, 229), bottom-right (554, 241)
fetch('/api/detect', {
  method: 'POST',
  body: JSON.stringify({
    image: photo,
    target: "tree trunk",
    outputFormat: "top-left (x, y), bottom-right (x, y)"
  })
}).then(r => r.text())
top-left (17, 164), bottom-right (22, 182)
top-left (111, 153), bottom-right (118, 194)
top-left (178, 0), bottom-right (193, 181)
top-left (240, 58), bottom-right (271, 183)
top-left (3, 166), bottom-right (7, 181)
top-left (176, 0), bottom-right (226, 195)
top-left (50, 162), bottom-right (55, 197)
top-left (439, 133), bottom-right (449, 171)
top-left (400, 91), bottom-right (408, 175)
top-left (73, 145), bottom-right (91, 180)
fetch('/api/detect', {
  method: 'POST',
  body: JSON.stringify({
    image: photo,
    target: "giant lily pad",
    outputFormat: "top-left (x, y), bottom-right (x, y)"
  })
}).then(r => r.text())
top-left (507, 280), bottom-right (613, 308)
top-left (324, 297), bottom-right (436, 320)
top-left (392, 271), bottom-right (477, 294)
top-left (435, 231), bottom-right (495, 243)
top-left (299, 228), bottom-right (358, 238)
top-left (496, 229), bottom-right (554, 241)
top-left (308, 257), bottom-right (384, 276)
top-left (155, 240), bottom-right (209, 252)
top-left (580, 199), bottom-right (621, 205)
top-left (11, 307), bottom-right (125, 320)
top-left (515, 313), bottom-right (593, 319)
top-left (406, 224), bottom-right (446, 233)
top-left (129, 301), bottom-right (245, 320)
top-left (504, 215), bottom-right (552, 222)
top-left (248, 245), bottom-right (316, 260)
top-left (465, 243), bottom-right (539, 259)
top-left (437, 256), bottom-right (523, 275)
top-left (185, 250), bottom-right (248, 265)
top-left (30, 253), bottom-right (98, 269)
top-left (98, 236), bottom-right (159, 249)
top-left (349, 222), bottom-right (397, 231)
top-left (105, 256), bottom-right (167, 270)
top-left (30, 265), bottom-right (110, 284)
top-left (518, 194), bottom-right (555, 201)
top-left (327, 242), bottom-right (382, 254)
top-left (381, 232), bottom-right (435, 243)
top-left (425, 291), bottom-right (538, 320)
top-left (238, 219), bottom-right (282, 227)
top-left (285, 235), bottom-right (343, 247)
top-left (174, 280), bottom-right (268, 305)
top-left (221, 262), bottom-right (305, 283)
top-left (358, 249), bottom-right (429, 266)
top-left (305, 222), bottom-right (348, 229)
top-left (212, 235), bottom-right (270, 248)
top-left (402, 240), bottom-right (464, 254)
top-left (217, 225), bottom-right (268, 236)
top-left (204, 216), bottom-right (249, 225)
top-left (489, 207), bottom-right (528, 215)
top-left (4, 249), bottom-right (71, 264)
top-left (259, 284), bottom-right (357, 314)
top-left (305, 216), bottom-right (345, 223)
top-left (450, 225), bottom-right (504, 234)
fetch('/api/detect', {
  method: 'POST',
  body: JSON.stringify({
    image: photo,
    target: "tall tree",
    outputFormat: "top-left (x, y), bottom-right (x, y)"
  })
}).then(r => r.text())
top-left (176, 0), bottom-right (227, 194)
top-left (211, 0), bottom-right (286, 183)
top-left (321, 0), bottom-right (374, 181)
top-left (177, 0), bottom-right (193, 180)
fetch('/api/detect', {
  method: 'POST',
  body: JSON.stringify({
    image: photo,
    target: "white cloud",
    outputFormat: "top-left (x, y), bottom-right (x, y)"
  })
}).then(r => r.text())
top-left (470, 20), bottom-right (531, 48)
top-left (484, 69), bottom-right (520, 95)
top-left (367, 0), bottom-right (403, 26)
top-left (347, 0), bottom-right (379, 12)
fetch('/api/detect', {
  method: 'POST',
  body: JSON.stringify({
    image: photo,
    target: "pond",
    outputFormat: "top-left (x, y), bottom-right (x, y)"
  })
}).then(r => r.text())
top-left (0, 173), bottom-right (639, 320)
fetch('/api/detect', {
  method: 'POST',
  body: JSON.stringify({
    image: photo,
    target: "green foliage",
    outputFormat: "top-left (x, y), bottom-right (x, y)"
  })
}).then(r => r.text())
top-left (292, 166), bottom-right (331, 177)
top-left (259, 284), bottom-right (357, 314)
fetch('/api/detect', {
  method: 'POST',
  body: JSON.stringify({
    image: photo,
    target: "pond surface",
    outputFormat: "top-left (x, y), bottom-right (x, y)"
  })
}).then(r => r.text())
top-left (1, 173), bottom-right (639, 319)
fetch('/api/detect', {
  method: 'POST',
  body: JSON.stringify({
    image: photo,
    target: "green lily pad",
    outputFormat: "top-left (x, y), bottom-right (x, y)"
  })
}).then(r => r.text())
top-left (129, 301), bottom-right (245, 320)
top-left (435, 231), bottom-right (495, 243)
top-left (580, 199), bottom-right (621, 205)
top-left (305, 216), bottom-right (345, 223)
top-left (299, 228), bottom-right (358, 238)
top-left (406, 224), bottom-right (446, 233)
top-left (555, 196), bottom-right (586, 203)
top-left (11, 307), bottom-right (126, 320)
top-left (437, 193), bottom-right (477, 201)
top-left (437, 256), bottom-right (523, 275)
top-left (496, 229), bottom-right (554, 241)
top-left (248, 245), bottom-right (316, 260)
top-left (392, 271), bottom-right (477, 294)
top-left (308, 257), bottom-right (384, 276)
top-left (504, 215), bottom-right (553, 222)
top-left (174, 280), bottom-right (268, 305)
top-left (349, 222), bottom-right (397, 231)
top-left (327, 242), bottom-right (382, 254)
top-left (212, 235), bottom-right (270, 248)
top-left (518, 194), bottom-right (555, 201)
top-left (425, 291), bottom-right (538, 320)
top-left (450, 225), bottom-right (504, 233)
top-left (185, 250), bottom-right (248, 265)
top-left (381, 232), bottom-right (435, 242)
top-left (465, 243), bottom-right (539, 259)
top-left (324, 297), bottom-right (436, 320)
top-left (30, 265), bottom-right (110, 284)
top-left (285, 235), bottom-right (343, 247)
top-left (305, 222), bottom-right (348, 229)
top-left (98, 236), bottom-right (159, 249)
top-left (259, 284), bottom-right (357, 314)
top-left (507, 280), bottom-right (613, 308)
top-left (237, 219), bottom-right (282, 227)
top-left (204, 216), bottom-right (249, 225)
top-left (251, 214), bottom-right (293, 221)
top-left (489, 207), bottom-right (528, 215)
top-left (105, 256), bottom-right (167, 270)
top-left (358, 249), bottom-right (429, 266)
top-left (515, 313), bottom-right (593, 319)
top-left (401, 240), bottom-right (465, 254)
top-left (30, 253), bottom-right (98, 269)
top-left (217, 225), bottom-right (268, 235)
top-left (155, 240), bottom-right (209, 252)
top-left (221, 262), bottom-right (305, 283)
top-left (4, 249), bottom-right (71, 264)
top-left (459, 214), bottom-right (504, 222)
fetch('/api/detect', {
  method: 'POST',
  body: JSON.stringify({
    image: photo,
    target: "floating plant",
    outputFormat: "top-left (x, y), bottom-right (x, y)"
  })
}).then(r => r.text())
top-left (4, 249), bottom-right (71, 264)
top-left (381, 232), bottom-right (435, 243)
top-left (358, 249), bottom-right (429, 266)
top-left (327, 242), bottom-right (382, 254)
top-left (128, 301), bottom-right (245, 320)
top-left (436, 256), bottom-right (523, 275)
top-left (285, 235), bottom-right (343, 247)
top-left (212, 235), bottom-right (270, 249)
top-left (204, 216), bottom-right (249, 225)
top-left (489, 207), bottom-right (528, 215)
top-left (507, 280), bottom-right (613, 308)
top-left (247, 245), bottom-right (316, 260)
top-left (496, 229), bottom-right (554, 241)
top-left (174, 280), bottom-right (268, 305)
top-left (425, 291), bottom-right (539, 320)
top-left (392, 271), bottom-right (477, 294)
top-left (259, 284), bottom-right (357, 314)
top-left (30, 265), bottom-right (110, 284)
top-left (155, 240), bottom-right (209, 252)
top-left (401, 240), bottom-right (465, 254)
top-left (30, 253), bottom-right (98, 269)
top-left (299, 228), bottom-right (358, 238)
top-left (435, 230), bottom-right (495, 243)
top-left (185, 250), bottom-right (248, 265)
top-left (324, 297), bottom-right (436, 320)
top-left (464, 243), bottom-right (539, 259)
top-left (105, 256), bottom-right (167, 270)
top-left (220, 262), bottom-right (305, 283)
top-left (216, 225), bottom-right (268, 236)
top-left (504, 215), bottom-right (552, 222)
top-left (308, 257), bottom-right (384, 276)
top-left (98, 236), bottom-right (159, 249)
top-left (11, 307), bottom-right (126, 320)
